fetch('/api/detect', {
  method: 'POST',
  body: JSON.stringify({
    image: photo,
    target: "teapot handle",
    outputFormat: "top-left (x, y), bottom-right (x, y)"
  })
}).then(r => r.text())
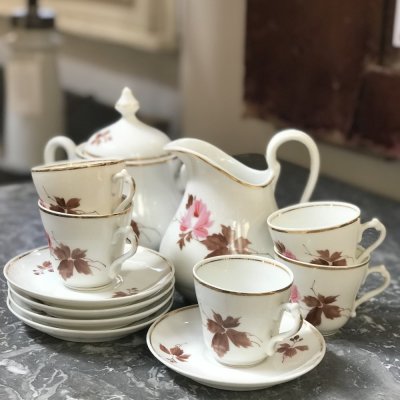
top-left (266, 129), bottom-right (320, 203)
top-left (44, 136), bottom-right (77, 164)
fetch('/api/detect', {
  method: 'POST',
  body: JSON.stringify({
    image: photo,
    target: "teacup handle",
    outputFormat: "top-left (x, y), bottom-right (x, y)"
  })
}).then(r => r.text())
top-left (112, 169), bottom-right (136, 213)
top-left (356, 218), bottom-right (386, 262)
top-left (351, 265), bottom-right (391, 317)
top-left (266, 129), bottom-right (320, 203)
top-left (109, 227), bottom-right (138, 280)
top-left (44, 136), bottom-right (77, 163)
top-left (264, 302), bottom-right (303, 356)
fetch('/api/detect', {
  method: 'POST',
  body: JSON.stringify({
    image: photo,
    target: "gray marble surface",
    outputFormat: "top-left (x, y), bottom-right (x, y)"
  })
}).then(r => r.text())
top-left (0, 162), bottom-right (399, 399)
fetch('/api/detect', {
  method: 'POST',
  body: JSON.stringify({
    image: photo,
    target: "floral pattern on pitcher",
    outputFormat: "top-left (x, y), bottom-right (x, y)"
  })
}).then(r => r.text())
top-left (159, 344), bottom-right (191, 363)
top-left (291, 282), bottom-right (344, 326)
top-left (277, 335), bottom-right (309, 363)
top-left (177, 194), bottom-right (252, 258)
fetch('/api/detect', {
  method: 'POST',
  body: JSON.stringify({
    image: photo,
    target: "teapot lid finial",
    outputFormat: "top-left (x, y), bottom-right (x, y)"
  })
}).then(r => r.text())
top-left (115, 87), bottom-right (139, 119)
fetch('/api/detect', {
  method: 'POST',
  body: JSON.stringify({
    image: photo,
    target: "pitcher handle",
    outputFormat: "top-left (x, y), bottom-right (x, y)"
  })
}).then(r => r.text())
top-left (44, 136), bottom-right (77, 163)
top-left (266, 129), bottom-right (320, 203)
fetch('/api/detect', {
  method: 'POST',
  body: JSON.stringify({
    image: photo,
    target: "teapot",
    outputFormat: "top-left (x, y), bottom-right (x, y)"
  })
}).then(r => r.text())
top-left (44, 87), bottom-right (182, 250)
top-left (159, 129), bottom-right (320, 301)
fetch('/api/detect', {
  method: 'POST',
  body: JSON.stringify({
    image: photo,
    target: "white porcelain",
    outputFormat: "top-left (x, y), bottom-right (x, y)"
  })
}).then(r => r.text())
top-left (268, 201), bottom-right (386, 265)
top-left (8, 288), bottom-right (174, 330)
top-left (39, 202), bottom-right (137, 289)
top-left (159, 129), bottom-right (320, 300)
top-left (4, 246), bottom-right (174, 308)
top-left (43, 88), bottom-right (181, 251)
top-left (147, 305), bottom-right (325, 391)
top-left (7, 296), bottom-right (173, 342)
top-left (8, 279), bottom-right (175, 319)
top-left (32, 159), bottom-right (135, 215)
top-left (275, 248), bottom-right (391, 335)
top-left (193, 255), bottom-right (302, 366)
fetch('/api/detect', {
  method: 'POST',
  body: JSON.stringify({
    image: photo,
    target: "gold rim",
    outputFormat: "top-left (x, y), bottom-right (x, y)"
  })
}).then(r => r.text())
top-left (267, 202), bottom-right (360, 233)
top-left (193, 256), bottom-right (293, 296)
top-left (80, 149), bottom-right (176, 165)
top-left (169, 149), bottom-right (272, 189)
top-left (32, 159), bottom-right (123, 172)
top-left (274, 247), bottom-right (370, 270)
top-left (38, 200), bottom-right (132, 219)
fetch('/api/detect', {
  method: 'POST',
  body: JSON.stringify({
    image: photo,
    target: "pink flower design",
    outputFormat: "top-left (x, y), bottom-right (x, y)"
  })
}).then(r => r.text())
top-left (179, 197), bottom-right (212, 239)
top-left (290, 284), bottom-right (301, 303)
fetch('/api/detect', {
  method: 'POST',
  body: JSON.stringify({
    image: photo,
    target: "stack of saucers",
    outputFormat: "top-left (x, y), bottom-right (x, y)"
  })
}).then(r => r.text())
top-left (4, 246), bottom-right (175, 342)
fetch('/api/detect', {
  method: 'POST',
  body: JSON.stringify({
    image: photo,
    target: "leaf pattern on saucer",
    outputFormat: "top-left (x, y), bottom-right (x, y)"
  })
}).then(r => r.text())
top-left (112, 288), bottom-right (139, 298)
top-left (33, 260), bottom-right (54, 275)
top-left (159, 344), bottom-right (190, 363)
top-left (206, 311), bottom-right (253, 358)
top-left (277, 335), bottom-right (309, 363)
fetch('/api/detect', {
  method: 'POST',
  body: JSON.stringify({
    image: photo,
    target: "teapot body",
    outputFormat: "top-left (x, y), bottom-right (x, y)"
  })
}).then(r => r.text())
top-left (126, 157), bottom-right (182, 249)
top-left (44, 136), bottom-right (182, 250)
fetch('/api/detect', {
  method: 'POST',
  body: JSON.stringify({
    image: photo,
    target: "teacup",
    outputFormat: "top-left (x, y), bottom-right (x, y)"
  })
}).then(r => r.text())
top-left (267, 201), bottom-right (386, 265)
top-left (32, 159), bottom-right (135, 215)
top-left (274, 247), bottom-right (391, 335)
top-left (39, 201), bottom-right (138, 290)
top-left (193, 255), bottom-right (303, 367)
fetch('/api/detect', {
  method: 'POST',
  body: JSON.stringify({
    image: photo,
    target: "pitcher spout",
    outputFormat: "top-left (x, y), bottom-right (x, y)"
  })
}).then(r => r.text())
top-left (164, 138), bottom-right (273, 187)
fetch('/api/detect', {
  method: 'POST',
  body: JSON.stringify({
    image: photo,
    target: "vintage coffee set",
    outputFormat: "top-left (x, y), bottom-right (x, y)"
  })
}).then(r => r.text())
top-left (3, 88), bottom-right (391, 391)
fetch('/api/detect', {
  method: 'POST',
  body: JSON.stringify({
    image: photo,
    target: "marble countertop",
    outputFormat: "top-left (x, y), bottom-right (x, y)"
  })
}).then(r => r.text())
top-left (0, 162), bottom-right (399, 399)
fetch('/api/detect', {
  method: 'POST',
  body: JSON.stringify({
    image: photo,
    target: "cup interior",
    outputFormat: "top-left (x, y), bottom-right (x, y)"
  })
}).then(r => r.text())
top-left (268, 202), bottom-right (359, 231)
top-left (194, 257), bottom-right (292, 294)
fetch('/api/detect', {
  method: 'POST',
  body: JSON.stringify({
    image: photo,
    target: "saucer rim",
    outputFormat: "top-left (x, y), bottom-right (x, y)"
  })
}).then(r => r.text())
top-left (8, 279), bottom-right (175, 319)
top-left (4, 245), bottom-right (174, 308)
top-left (8, 288), bottom-right (174, 330)
top-left (7, 295), bottom-right (173, 338)
top-left (146, 304), bottom-right (326, 391)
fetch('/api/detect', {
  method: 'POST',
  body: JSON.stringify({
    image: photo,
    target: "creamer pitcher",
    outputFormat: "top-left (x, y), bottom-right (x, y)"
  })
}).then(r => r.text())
top-left (159, 129), bottom-right (320, 301)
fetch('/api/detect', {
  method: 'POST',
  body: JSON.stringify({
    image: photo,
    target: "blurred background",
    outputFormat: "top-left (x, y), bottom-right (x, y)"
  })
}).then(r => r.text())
top-left (0, 0), bottom-right (399, 200)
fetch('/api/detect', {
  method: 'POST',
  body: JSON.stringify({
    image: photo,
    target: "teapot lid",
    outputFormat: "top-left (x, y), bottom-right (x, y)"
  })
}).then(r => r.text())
top-left (84, 87), bottom-right (170, 160)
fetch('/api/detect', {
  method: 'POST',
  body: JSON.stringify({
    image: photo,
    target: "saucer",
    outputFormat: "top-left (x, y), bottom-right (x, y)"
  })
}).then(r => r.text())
top-left (8, 280), bottom-right (175, 319)
top-left (4, 246), bottom-right (174, 308)
top-left (8, 288), bottom-right (174, 330)
top-left (7, 296), bottom-right (173, 342)
top-left (146, 305), bottom-right (326, 391)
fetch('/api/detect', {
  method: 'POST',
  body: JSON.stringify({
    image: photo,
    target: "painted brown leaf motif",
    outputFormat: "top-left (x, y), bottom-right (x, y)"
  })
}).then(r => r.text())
top-left (52, 243), bottom-right (92, 280)
top-left (159, 344), bottom-right (190, 363)
top-left (130, 219), bottom-right (141, 239)
top-left (185, 194), bottom-right (194, 209)
top-left (310, 250), bottom-right (347, 266)
top-left (201, 225), bottom-right (251, 258)
top-left (275, 241), bottom-right (286, 254)
top-left (112, 288), bottom-right (139, 298)
top-left (50, 197), bottom-right (81, 214)
top-left (206, 310), bottom-right (252, 358)
top-left (277, 335), bottom-right (309, 362)
top-left (303, 292), bottom-right (342, 326)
